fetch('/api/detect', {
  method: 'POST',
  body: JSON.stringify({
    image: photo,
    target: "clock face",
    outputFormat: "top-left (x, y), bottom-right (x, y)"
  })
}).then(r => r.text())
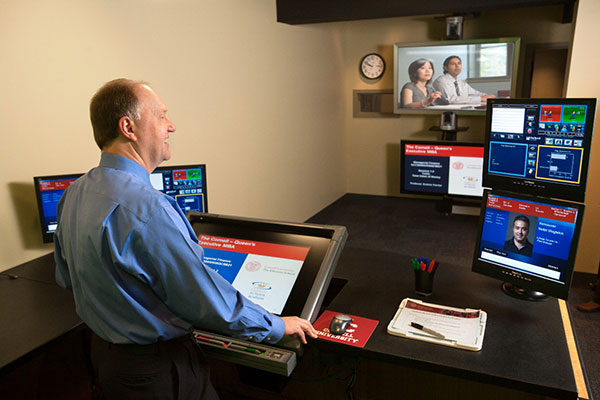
top-left (360, 53), bottom-right (385, 79)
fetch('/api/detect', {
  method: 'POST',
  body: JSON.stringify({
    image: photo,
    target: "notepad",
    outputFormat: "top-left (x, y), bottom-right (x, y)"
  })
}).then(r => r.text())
top-left (387, 298), bottom-right (487, 351)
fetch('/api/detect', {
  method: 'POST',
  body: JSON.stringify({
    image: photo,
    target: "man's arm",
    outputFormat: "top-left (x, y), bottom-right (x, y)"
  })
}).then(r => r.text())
top-left (133, 205), bottom-right (317, 343)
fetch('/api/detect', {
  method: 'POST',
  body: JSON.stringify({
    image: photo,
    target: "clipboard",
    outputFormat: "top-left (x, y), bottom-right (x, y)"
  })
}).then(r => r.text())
top-left (387, 298), bottom-right (487, 351)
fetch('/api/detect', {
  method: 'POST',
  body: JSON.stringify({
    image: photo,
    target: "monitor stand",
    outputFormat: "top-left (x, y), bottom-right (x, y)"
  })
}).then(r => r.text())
top-left (435, 196), bottom-right (481, 216)
top-left (501, 282), bottom-right (548, 302)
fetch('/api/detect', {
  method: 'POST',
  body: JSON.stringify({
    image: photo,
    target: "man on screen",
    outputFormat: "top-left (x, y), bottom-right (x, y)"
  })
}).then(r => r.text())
top-left (504, 215), bottom-right (534, 257)
top-left (432, 55), bottom-right (496, 105)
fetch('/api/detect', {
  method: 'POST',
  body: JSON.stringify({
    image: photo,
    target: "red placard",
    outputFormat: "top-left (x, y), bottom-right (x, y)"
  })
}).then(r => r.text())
top-left (313, 310), bottom-right (379, 348)
top-left (404, 144), bottom-right (483, 158)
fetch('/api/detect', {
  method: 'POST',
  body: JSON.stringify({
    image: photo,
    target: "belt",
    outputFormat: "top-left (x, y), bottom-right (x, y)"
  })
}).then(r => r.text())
top-left (95, 332), bottom-right (192, 355)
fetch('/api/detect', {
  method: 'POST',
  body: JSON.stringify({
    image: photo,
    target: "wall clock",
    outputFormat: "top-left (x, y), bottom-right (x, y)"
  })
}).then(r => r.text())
top-left (360, 53), bottom-right (385, 80)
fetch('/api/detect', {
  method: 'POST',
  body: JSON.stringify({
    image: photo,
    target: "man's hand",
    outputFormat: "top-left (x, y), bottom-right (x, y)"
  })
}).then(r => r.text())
top-left (281, 316), bottom-right (318, 344)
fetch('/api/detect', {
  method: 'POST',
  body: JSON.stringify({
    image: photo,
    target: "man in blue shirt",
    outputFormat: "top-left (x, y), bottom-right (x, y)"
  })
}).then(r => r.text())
top-left (54, 79), bottom-right (318, 399)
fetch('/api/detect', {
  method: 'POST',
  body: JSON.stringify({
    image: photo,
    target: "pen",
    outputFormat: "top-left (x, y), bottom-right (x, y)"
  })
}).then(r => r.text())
top-left (410, 322), bottom-right (445, 339)
top-left (411, 259), bottom-right (419, 270)
top-left (229, 343), bottom-right (264, 354)
top-left (194, 334), bottom-right (228, 348)
top-left (427, 260), bottom-right (435, 273)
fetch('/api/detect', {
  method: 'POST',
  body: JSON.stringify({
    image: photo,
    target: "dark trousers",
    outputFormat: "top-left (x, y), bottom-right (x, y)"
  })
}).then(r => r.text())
top-left (90, 333), bottom-right (219, 400)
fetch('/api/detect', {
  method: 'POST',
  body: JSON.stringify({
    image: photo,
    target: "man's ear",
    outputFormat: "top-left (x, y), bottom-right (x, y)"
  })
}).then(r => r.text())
top-left (118, 116), bottom-right (138, 142)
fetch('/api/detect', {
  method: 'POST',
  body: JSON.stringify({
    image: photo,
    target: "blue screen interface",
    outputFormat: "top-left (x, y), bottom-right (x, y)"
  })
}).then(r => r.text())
top-left (487, 103), bottom-right (589, 186)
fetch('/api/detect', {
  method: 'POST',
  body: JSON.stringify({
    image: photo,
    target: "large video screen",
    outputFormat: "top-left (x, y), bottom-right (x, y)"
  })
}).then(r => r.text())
top-left (394, 38), bottom-right (520, 115)
top-left (472, 191), bottom-right (584, 300)
top-left (483, 98), bottom-right (596, 203)
top-left (400, 140), bottom-right (484, 198)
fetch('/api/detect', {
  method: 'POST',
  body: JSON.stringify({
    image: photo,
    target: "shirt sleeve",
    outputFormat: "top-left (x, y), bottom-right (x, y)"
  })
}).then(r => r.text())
top-left (125, 204), bottom-right (285, 344)
top-left (54, 235), bottom-right (73, 290)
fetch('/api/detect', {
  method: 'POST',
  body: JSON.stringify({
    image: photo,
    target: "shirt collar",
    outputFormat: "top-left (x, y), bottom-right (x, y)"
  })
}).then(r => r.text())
top-left (99, 152), bottom-right (151, 186)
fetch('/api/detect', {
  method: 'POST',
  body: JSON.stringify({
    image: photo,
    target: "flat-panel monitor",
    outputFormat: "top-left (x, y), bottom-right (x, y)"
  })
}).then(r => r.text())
top-left (151, 164), bottom-right (208, 214)
top-left (187, 213), bottom-right (347, 322)
top-left (472, 190), bottom-right (584, 301)
top-left (400, 140), bottom-right (484, 198)
top-left (34, 174), bottom-right (83, 243)
top-left (394, 38), bottom-right (520, 115)
top-left (483, 98), bottom-right (596, 203)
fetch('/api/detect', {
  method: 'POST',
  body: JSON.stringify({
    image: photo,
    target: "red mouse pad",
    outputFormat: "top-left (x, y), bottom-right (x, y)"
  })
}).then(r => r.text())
top-left (313, 310), bottom-right (379, 348)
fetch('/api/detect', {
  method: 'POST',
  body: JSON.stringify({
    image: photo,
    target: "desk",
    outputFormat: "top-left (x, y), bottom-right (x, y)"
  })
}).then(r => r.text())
top-left (0, 253), bottom-right (82, 372)
top-left (317, 246), bottom-right (577, 399)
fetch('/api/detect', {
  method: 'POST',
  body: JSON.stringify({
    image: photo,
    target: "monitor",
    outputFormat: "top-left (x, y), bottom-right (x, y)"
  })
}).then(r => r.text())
top-left (483, 98), bottom-right (597, 203)
top-left (151, 164), bottom-right (208, 214)
top-left (186, 212), bottom-right (347, 322)
top-left (401, 140), bottom-right (484, 199)
top-left (472, 190), bottom-right (584, 301)
top-left (34, 174), bottom-right (83, 243)
top-left (393, 38), bottom-right (520, 115)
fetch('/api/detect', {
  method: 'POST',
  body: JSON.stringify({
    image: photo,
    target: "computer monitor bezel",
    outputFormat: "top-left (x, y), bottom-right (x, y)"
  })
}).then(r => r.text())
top-left (152, 164), bottom-right (208, 213)
top-left (33, 173), bottom-right (83, 243)
top-left (400, 139), bottom-right (485, 199)
top-left (186, 212), bottom-right (347, 322)
top-left (472, 189), bottom-right (585, 300)
top-left (483, 97), bottom-right (597, 203)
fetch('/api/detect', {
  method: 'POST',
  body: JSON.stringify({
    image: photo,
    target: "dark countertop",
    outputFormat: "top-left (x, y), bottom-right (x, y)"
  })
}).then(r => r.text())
top-left (0, 253), bottom-right (82, 372)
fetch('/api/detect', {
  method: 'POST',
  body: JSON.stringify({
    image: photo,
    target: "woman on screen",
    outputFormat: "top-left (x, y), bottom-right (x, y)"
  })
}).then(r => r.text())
top-left (401, 58), bottom-right (444, 108)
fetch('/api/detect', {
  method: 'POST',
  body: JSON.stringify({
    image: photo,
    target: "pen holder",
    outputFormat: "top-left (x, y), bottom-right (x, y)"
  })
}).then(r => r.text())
top-left (414, 267), bottom-right (437, 297)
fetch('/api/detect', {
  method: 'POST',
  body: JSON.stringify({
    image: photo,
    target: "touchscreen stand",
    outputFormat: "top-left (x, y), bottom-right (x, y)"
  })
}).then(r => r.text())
top-left (186, 212), bottom-right (347, 374)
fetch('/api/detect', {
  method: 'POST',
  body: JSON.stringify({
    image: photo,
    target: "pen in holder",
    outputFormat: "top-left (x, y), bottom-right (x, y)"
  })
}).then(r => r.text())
top-left (411, 257), bottom-right (438, 297)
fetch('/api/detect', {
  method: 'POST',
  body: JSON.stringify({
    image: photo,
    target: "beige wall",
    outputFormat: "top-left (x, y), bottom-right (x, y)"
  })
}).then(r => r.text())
top-left (339, 5), bottom-right (573, 195)
top-left (2, 1), bottom-right (597, 275)
top-left (0, 0), bottom-right (347, 270)
top-left (565, 0), bottom-right (600, 273)
top-left (336, 4), bottom-right (600, 273)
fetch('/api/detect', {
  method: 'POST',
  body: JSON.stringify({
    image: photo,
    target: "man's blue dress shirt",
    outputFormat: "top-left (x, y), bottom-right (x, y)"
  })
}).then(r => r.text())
top-left (54, 153), bottom-right (285, 344)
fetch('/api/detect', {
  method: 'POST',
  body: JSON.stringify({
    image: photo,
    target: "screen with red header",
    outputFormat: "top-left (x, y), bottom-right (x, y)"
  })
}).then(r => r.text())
top-left (34, 174), bottom-right (83, 243)
top-left (198, 234), bottom-right (310, 315)
top-left (472, 190), bottom-right (584, 299)
top-left (401, 140), bottom-right (484, 198)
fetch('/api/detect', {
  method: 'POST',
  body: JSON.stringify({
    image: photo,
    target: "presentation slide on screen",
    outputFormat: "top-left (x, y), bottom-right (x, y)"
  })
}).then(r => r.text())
top-left (404, 144), bottom-right (483, 196)
top-left (478, 195), bottom-right (577, 282)
top-left (198, 235), bottom-right (310, 314)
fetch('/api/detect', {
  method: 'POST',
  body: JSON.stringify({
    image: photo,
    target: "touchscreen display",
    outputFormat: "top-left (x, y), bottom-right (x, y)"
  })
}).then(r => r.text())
top-left (198, 234), bottom-right (310, 314)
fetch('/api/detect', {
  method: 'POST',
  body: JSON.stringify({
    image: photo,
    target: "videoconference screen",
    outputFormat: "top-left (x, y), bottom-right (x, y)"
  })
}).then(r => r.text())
top-left (401, 140), bottom-right (484, 198)
top-left (484, 98), bottom-right (596, 202)
top-left (34, 174), bottom-right (82, 243)
top-left (473, 191), bottom-right (583, 298)
top-left (151, 164), bottom-right (208, 213)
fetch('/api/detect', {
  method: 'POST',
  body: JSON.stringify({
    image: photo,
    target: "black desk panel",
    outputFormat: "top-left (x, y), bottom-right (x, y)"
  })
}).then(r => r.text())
top-left (318, 246), bottom-right (577, 398)
top-left (0, 253), bottom-right (82, 372)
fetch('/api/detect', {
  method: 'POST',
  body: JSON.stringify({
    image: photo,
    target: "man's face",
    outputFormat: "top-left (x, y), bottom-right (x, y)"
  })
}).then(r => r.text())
top-left (513, 220), bottom-right (529, 244)
top-left (445, 57), bottom-right (462, 78)
top-left (133, 85), bottom-right (176, 170)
